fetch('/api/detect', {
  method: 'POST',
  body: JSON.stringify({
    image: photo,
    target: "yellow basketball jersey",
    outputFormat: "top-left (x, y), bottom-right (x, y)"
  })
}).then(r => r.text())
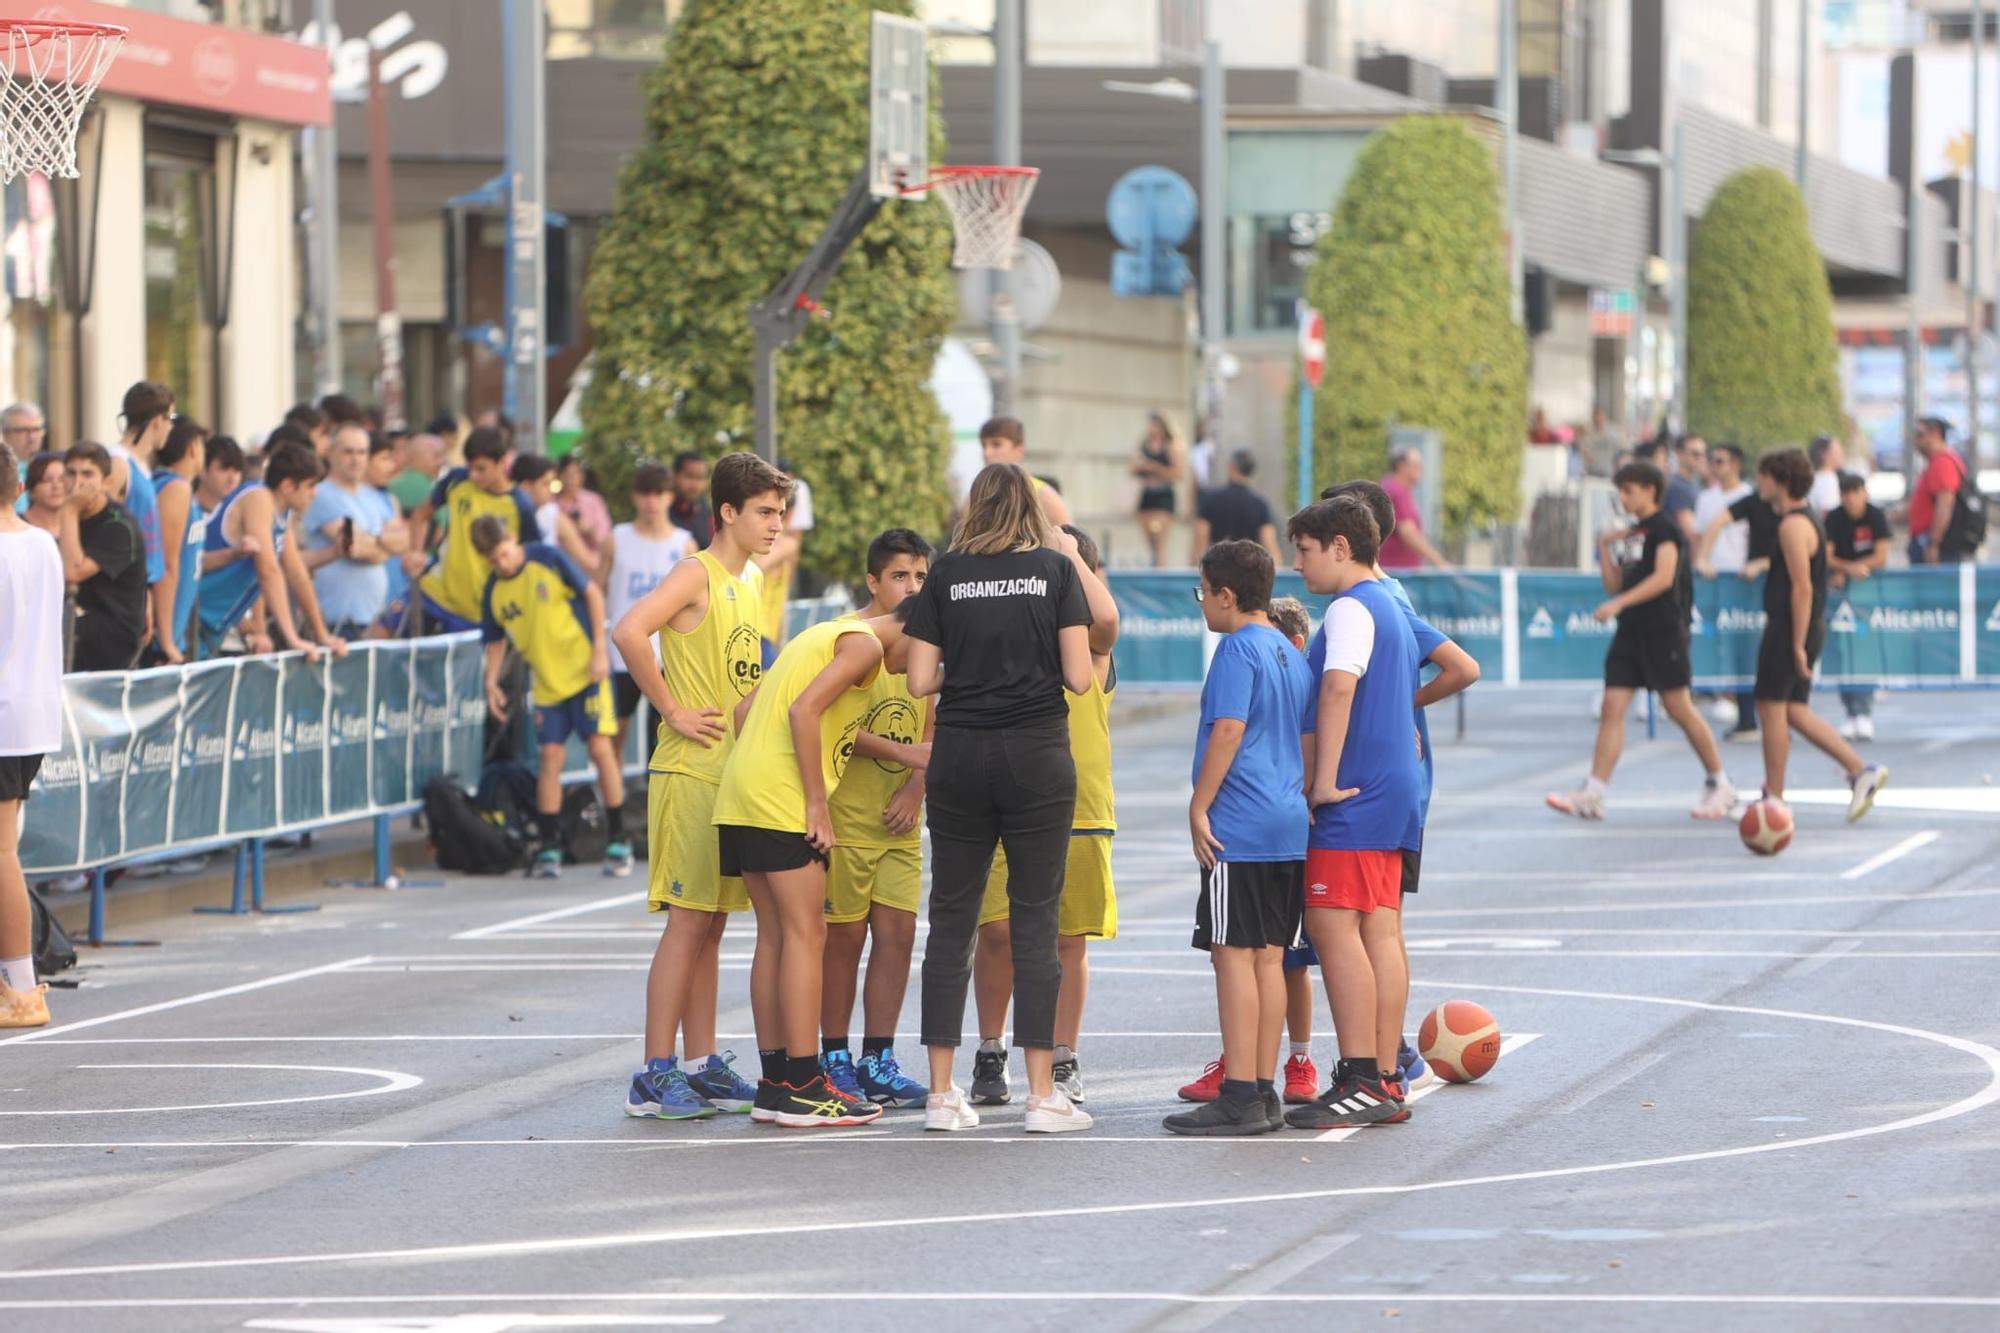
top-left (758, 552), bottom-right (794, 647)
top-left (713, 620), bottom-right (879, 834)
top-left (1069, 658), bottom-right (1116, 832)
top-left (828, 612), bottom-right (927, 850)
top-left (481, 544), bottom-right (595, 707)
top-left (649, 549), bottom-right (765, 784)
top-left (420, 469), bottom-right (539, 623)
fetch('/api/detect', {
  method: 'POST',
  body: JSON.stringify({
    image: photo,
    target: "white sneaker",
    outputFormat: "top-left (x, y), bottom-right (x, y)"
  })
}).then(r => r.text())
top-left (1856, 715), bottom-right (1875, 741)
top-left (1846, 764), bottom-right (1889, 823)
top-left (1838, 716), bottom-right (1861, 740)
top-left (1024, 1087), bottom-right (1093, 1134)
top-left (1546, 784), bottom-right (1605, 820)
top-left (925, 1085), bottom-right (980, 1132)
top-left (1709, 696), bottom-right (1740, 728)
top-left (44, 873), bottom-right (89, 894)
top-left (1691, 778), bottom-right (1736, 820)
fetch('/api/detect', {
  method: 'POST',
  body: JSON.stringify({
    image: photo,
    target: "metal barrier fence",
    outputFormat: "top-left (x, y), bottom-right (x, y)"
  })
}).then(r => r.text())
top-left (1105, 565), bottom-right (2000, 687)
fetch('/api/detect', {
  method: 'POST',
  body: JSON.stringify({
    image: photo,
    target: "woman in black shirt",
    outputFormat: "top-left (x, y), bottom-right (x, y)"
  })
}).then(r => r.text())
top-left (905, 463), bottom-right (1095, 1133)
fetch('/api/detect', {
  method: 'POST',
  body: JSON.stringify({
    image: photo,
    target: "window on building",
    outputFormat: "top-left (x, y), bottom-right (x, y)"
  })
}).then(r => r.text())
top-left (143, 129), bottom-right (220, 428)
top-left (546, 0), bottom-right (680, 61)
top-left (2, 173), bottom-right (65, 440)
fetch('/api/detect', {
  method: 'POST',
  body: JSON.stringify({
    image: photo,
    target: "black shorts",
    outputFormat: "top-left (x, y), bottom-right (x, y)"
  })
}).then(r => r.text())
top-left (1193, 860), bottom-right (1304, 952)
top-left (717, 823), bottom-right (829, 877)
top-left (1138, 486), bottom-right (1177, 515)
top-left (0, 754), bottom-right (43, 803)
top-left (612, 671), bottom-right (643, 720)
top-left (1754, 627), bottom-right (1824, 704)
top-left (1401, 846), bottom-right (1421, 897)
top-left (1604, 629), bottom-right (1691, 692)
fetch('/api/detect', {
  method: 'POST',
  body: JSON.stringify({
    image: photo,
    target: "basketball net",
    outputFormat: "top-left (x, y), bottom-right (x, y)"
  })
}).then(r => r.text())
top-left (0, 22), bottom-right (125, 182)
top-left (912, 167), bottom-right (1039, 271)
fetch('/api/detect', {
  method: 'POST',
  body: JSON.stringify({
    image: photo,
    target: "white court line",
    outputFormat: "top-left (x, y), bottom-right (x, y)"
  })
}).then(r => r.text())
top-left (0, 957), bottom-right (372, 1048)
top-left (1314, 1035), bottom-right (1542, 1141)
top-left (1840, 830), bottom-right (1943, 880)
top-left (3, 982), bottom-right (1990, 1284)
top-left (0, 1064), bottom-right (421, 1117)
top-left (1405, 887), bottom-right (2000, 919)
top-left (450, 892), bottom-right (645, 941)
top-left (0, 1292), bottom-right (1996, 1313)
top-left (11, 1031), bottom-right (1289, 1046)
top-left (1790, 786), bottom-right (2000, 815)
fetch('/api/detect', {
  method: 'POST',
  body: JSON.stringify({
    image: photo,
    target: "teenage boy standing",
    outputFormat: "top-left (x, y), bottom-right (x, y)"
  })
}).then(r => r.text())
top-left (196, 443), bottom-right (345, 660)
top-left (472, 517), bottom-right (632, 879)
top-left (1285, 496), bottom-right (1418, 1130)
top-left (610, 453), bottom-right (788, 1120)
top-left (57, 442), bottom-right (148, 672)
top-left (821, 529), bottom-right (935, 1109)
top-left (1166, 540), bottom-right (1312, 1136)
top-left (603, 462), bottom-right (695, 760)
top-left (1825, 473), bottom-right (1892, 740)
top-left (1548, 461), bottom-right (1735, 820)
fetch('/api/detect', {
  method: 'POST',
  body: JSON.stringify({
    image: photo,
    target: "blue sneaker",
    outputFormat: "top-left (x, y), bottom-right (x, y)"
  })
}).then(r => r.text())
top-left (856, 1048), bottom-right (928, 1107)
top-left (531, 846), bottom-right (563, 879)
top-left (821, 1048), bottom-right (866, 1102)
top-left (685, 1050), bottom-right (756, 1113)
top-left (1398, 1040), bottom-right (1436, 1092)
top-left (625, 1058), bottom-right (717, 1120)
top-left (603, 839), bottom-right (634, 878)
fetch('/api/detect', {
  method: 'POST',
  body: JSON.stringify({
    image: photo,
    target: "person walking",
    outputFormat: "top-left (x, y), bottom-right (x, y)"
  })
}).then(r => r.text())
top-left (1131, 412), bottom-right (1184, 568)
top-left (904, 463), bottom-right (1096, 1134)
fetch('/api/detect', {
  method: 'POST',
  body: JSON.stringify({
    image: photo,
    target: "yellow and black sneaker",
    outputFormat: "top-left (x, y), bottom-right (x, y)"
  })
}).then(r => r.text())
top-left (772, 1073), bottom-right (885, 1128)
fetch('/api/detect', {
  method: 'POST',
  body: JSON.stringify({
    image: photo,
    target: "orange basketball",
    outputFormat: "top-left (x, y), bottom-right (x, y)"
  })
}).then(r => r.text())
top-left (1418, 1000), bottom-right (1502, 1083)
top-left (1738, 797), bottom-right (1794, 856)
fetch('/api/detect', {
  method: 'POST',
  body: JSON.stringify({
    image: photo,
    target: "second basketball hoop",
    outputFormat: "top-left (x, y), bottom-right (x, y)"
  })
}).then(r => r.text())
top-left (901, 165), bottom-right (1040, 271)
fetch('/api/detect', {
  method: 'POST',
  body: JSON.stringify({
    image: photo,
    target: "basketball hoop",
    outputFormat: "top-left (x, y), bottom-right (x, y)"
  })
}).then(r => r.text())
top-left (901, 166), bottom-right (1039, 270)
top-left (0, 19), bottom-right (125, 182)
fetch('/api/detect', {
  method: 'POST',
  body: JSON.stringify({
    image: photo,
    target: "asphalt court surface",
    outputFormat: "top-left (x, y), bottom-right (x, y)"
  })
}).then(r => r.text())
top-left (4, 687), bottom-right (1999, 1331)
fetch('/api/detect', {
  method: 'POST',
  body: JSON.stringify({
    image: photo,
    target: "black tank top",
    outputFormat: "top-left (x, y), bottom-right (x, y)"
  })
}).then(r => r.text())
top-left (1764, 507), bottom-right (1827, 633)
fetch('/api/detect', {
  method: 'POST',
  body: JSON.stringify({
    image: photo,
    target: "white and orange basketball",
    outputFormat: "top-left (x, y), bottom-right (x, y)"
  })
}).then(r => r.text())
top-left (1739, 797), bottom-right (1794, 857)
top-left (1418, 1000), bottom-right (1502, 1083)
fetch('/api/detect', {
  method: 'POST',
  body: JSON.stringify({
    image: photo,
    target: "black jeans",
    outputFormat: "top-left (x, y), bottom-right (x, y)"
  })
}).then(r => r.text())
top-left (921, 721), bottom-right (1076, 1051)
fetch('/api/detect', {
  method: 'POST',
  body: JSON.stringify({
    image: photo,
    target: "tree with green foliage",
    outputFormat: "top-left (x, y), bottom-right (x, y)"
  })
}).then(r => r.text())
top-left (1685, 166), bottom-right (1842, 454)
top-left (1301, 116), bottom-right (1526, 533)
top-left (580, 0), bottom-right (956, 577)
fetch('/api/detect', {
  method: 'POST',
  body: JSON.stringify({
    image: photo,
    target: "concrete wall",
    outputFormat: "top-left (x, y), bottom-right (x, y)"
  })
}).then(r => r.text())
top-left (1528, 290), bottom-right (1600, 430)
top-left (81, 99), bottom-right (148, 444)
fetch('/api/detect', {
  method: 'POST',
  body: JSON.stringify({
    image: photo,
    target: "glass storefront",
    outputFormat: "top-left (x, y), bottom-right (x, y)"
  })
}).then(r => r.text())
top-left (1, 173), bottom-right (63, 431)
top-left (143, 139), bottom-right (217, 426)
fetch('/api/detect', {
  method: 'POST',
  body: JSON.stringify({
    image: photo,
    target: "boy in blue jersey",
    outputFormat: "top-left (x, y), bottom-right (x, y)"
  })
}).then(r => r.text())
top-left (1285, 496), bottom-right (1421, 1130)
top-left (470, 515), bottom-right (631, 879)
top-left (1166, 540), bottom-right (1313, 1137)
top-left (196, 442), bottom-right (345, 661)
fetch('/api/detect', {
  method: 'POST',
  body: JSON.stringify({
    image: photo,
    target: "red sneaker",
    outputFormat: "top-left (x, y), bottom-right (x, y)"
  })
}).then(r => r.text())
top-left (1282, 1052), bottom-right (1320, 1104)
top-left (1177, 1056), bottom-right (1225, 1102)
top-left (1377, 1075), bottom-right (1411, 1124)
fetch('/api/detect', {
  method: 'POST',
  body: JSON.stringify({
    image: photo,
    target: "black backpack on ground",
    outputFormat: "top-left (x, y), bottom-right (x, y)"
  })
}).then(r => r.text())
top-left (559, 784), bottom-right (608, 865)
top-left (422, 774), bottom-right (526, 875)
top-left (30, 887), bottom-right (77, 979)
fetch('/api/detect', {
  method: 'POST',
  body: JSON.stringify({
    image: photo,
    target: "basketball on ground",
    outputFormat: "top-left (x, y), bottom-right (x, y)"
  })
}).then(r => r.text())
top-left (1739, 797), bottom-right (1794, 856)
top-left (1418, 1000), bottom-right (1502, 1083)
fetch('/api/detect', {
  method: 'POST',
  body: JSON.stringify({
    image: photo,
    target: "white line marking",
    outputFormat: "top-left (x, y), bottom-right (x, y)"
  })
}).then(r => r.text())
top-left (7, 983), bottom-right (1985, 1284)
top-left (0, 957), bottom-right (373, 1048)
top-left (1788, 786), bottom-right (2000, 814)
top-left (0, 1063), bottom-right (422, 1117)
top-left (1404, 887), bottom-right (2000, 919)
top-left (10, 1031), bottom-right (1299, 1046)
top-left (1314, 1035), bottom-right (1542, 1141)
top-left (1839, 830), bottom-right (1943, 880)
top-left (0, 1292), bottom-right (1995, 1313)
top-left (450, 891), bottom-right (645, 941)
top-left (243, 1317), bottom-right (724, 1331)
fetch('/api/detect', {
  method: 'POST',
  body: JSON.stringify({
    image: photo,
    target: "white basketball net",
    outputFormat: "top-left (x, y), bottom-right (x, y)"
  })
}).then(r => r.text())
top-left (922, 168), bottom-right (1039, 270)
top-left (0, 24), bottom-right (124, 182)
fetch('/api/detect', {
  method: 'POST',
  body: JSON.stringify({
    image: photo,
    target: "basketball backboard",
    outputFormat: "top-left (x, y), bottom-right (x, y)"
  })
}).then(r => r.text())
top-left (869, 11), bottom-right (929, 197)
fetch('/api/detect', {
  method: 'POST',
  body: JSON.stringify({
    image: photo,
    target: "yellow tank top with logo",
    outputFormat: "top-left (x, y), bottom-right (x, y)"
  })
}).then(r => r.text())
top-left (712, 620), bottom-right (879, 834)
top-left (649, 549), bottom-right (765, 784)
top-left (758, 551), bottom-right (793, 648)
top-left (827, 612), bottom-right (928, 850)
top-left (1069, 657), bottom-right (1116, 832)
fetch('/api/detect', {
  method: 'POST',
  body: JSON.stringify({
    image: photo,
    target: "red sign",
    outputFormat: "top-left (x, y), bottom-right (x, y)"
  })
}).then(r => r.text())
top-left (25, 2), bottom-right (331, 127)
top-left (1298, 307), bottom-right (1326, 388)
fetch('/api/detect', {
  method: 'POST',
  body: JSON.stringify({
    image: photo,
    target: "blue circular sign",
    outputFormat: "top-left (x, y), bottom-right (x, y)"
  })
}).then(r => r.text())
top-left (1106, 165), bottom-right (1198, 250)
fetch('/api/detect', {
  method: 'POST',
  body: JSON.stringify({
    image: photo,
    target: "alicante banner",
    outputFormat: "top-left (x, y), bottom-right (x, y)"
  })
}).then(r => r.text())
top-left (1108, 565), bottom-right (1999, 689)
top-left (21, 634), bottom-right (486, 875)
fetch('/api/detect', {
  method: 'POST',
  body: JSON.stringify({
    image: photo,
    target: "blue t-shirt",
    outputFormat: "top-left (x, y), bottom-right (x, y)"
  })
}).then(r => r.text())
top-left (198, 481), bottom-right (287, 634)
top-left (379, 486), bottom-right (410, 606)
top-left (302, 480), bottom-right (396, 628)
top-left (1305, 578), bottom-right (1424, 852)
top-left (1193, 622), bottom-right (1313, 863)
top-left (152, 470), bottom-right (208, 655)
top-left (1382, 576), bottom-right (1447, 826)
top-left (110, 443), bottom-right (166, 585)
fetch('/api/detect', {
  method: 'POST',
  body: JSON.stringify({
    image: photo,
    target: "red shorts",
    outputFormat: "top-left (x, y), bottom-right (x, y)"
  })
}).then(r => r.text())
top-left (1304, 848), bottom-right (1404, 913)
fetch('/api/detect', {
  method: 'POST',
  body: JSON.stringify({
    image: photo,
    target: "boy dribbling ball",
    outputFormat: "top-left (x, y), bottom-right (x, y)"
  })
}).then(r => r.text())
top-left (1166, 540), bottom-right (1313, 1136)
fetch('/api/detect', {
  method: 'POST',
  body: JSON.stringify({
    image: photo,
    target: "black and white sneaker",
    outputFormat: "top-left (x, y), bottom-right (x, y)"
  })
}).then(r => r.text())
top-left (1164, 1094), bottom-right (1273, 1137)
top-left (1284, 1074), bottom-right (1401, 1130)
top-left (1263, 1087), bottom-right (1286, 1133)
top-left (1052, 1044), bottom-right (1085, 1103)
top-left (970, 1038), bottom-right (1011, 1105)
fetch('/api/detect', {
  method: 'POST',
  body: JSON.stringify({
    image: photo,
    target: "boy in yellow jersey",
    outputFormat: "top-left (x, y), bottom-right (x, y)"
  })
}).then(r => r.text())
top-left (471, 516), bottom-right (631, 879)
top-left (713, 608), bottom-right (919, 1127)
top-left (820, 530), bottom-right (934, 1109)
top-left (752, 457), bottom-right (809, 652)
top-left (980, 416), bottom-right (1072, 526)
top-left (609, 453), bottom-right (790, 1121)
top-left (968, 524), bottom-right (1119, 1105)
top-left (406, 426), bottom-right (540, 632)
